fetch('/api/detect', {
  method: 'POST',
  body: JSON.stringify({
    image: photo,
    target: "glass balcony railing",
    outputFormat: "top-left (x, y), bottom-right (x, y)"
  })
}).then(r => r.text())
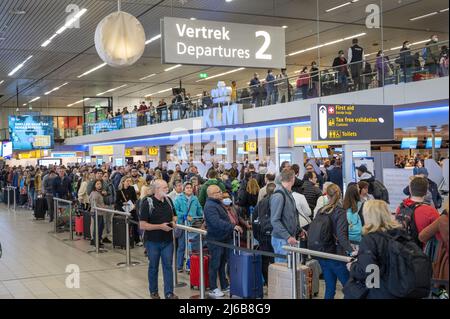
top-left (81, 41), bottom-right (449, 136)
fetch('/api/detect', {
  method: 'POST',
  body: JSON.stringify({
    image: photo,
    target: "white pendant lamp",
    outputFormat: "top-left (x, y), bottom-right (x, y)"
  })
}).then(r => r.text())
top-left (94, 0), bottom-right (146, 68)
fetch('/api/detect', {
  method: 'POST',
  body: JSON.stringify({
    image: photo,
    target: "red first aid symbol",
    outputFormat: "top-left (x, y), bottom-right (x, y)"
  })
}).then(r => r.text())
top-left (328, 106), bottom-right (335, 115)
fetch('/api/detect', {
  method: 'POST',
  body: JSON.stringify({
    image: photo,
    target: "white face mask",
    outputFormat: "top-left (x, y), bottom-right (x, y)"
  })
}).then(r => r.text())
top-left (222, 198), bottom-right (233, 206)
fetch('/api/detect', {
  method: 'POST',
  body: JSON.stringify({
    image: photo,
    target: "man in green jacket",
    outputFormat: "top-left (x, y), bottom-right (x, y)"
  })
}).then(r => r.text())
top-left (198, 170), bottom-right (226, 207)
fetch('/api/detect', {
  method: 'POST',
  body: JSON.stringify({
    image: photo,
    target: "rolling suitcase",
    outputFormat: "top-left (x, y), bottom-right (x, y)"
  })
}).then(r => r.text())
top-left (306, 258), bottom-right (321, 297)
top-left (268, 263), bottom-right (313, 299)
top-left (190, 253), bottom-right (209, 289)
top-left (75, 215), bottom-right (84, 236)
top-left (229, 232), bottom-right (264, 299)
top-left (112, 215), bottom-right (134, 249)
top-left (83, 210), bottom-right (91, 240)
top-left (34, 197), bottom-right (47, 219)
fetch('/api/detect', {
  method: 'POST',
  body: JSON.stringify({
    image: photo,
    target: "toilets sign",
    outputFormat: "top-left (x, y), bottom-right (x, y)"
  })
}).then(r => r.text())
top-left (311, 104), bottom-right (394, 141)
top-left (161, 17), bottom-right (286, 68)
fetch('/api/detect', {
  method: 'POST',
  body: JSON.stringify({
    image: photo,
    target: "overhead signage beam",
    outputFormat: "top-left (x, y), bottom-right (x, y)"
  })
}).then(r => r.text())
top-left (161, 17), bottom-right (286, 69)
top-left (310, 104), bottom-right (394, 142)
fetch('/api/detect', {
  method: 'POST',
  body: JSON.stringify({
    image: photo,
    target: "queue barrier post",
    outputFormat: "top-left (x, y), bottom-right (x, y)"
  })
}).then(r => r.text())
top-left (174, 223), bottom-right (207, 299)
top-left (173, 223), bottom-right (187, 288)
top-left (87, 205), bottom-right (108, 254)
top-left (283, 246), bottom-right (354, 299)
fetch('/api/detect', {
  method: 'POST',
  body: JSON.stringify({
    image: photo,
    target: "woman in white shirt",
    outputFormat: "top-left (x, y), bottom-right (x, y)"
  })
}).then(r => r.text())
top-left (313, 182), bottom-right (334, 217)
top-left (292, 191), bottom-right (312, 229)
top-left (77, 172), bottom-right (90, 210)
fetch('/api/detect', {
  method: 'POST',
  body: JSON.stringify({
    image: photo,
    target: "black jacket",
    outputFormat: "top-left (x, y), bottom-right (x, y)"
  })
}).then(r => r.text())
top-left (301, 181), bottom-right (322, 212)
top-left (292, 177), bottom-right (304, 194)
top-left (346, 229), bottom-right (407, 299)
top-left (53, 175), bottom-right (72, 199)
top-left (252, 195), bottom-right (273, 251)
top-left (328, 206), bottom-right (353, 256)
top-left (327, 167), bottom-right (343, 192)
top-left (116, 186), bottom-right (137, 211)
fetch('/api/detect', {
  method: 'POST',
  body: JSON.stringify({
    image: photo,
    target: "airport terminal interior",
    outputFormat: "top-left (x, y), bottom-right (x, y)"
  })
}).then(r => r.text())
top-left (0, 0), bottom-right (449, 301)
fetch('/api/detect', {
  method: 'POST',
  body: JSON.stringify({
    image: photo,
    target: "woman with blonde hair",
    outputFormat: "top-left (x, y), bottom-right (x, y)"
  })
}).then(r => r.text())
top-left (309, 183), bottom-right (354, 299)
top-left (239, 177), bottom-right (260, 219)
top-left (344, 200), bottom-right (413, 299)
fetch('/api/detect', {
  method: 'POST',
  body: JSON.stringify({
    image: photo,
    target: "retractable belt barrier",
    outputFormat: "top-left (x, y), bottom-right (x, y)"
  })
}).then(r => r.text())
top-left (205, 239), bottom-right (288, 260)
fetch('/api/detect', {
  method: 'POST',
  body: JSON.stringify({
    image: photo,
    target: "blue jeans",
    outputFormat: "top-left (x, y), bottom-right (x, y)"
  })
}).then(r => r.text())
top-left (207, 242), bottom-right (230, 290)
top-left (338, 73), bottom-right (348, 92)
top-left (177, 231), bottom-right (186, 270)
top-left (145, 240), bottom-right (174, 297)
top-left (318, 259), bottom-right (350, 299)
top-left (271, 237), bottom-right (288, 264)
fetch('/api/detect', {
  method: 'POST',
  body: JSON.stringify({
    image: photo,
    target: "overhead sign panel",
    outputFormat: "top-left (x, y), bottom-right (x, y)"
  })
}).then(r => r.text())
top-left (161, 17), bottom-right (286, 69)
top-left (311, 104), bottom-right (394, 141)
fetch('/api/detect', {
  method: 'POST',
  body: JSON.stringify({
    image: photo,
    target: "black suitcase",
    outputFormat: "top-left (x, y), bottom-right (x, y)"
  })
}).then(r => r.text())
top-left (19, 193), bottom-right (28, 206)
top-left (3, 188), bottom-right (14, 204)
top-left (34, 197), bottom-right (47, 219)
top-left (112, 215), bottom-right (134, 249)
top-left (83, 210), bottom-right (91, 240)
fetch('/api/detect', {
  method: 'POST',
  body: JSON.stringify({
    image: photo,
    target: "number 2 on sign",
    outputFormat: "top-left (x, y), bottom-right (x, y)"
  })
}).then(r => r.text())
top-left (255, 31), bottom-right (272, 60)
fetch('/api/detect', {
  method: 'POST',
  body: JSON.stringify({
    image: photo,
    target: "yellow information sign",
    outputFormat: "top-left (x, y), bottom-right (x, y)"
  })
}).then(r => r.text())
top-left (148, 147), bottom-right (159, 156)
top-left (33, 135), bottom-right (51, 148)
top-left (244, 141), bottom-right (257, 152)
top-left (92, 145), bottom-right (114, 155)
top-left (125, 149), bottom-right (132, 157)
top-left (293, 126), bottom-right (312, 145)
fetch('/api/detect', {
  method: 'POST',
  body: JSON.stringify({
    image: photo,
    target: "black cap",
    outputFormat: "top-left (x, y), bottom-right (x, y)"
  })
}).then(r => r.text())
top-left (356, 165), bottom-right (368, 173)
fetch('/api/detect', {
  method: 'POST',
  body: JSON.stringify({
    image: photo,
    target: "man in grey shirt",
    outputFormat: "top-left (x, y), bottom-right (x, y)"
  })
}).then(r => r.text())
top-left (270, 168), bottom-right (301, 263)
top-left (43, 170), bottom-right (57, 222)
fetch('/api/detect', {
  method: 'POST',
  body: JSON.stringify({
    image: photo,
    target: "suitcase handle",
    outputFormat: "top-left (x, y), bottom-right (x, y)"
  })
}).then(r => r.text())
top-left (233, 230), bottom-right (241, 255)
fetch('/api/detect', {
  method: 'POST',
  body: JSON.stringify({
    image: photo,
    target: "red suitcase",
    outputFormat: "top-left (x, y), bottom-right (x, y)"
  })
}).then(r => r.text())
top-left (75, 215), bottom-right (84, 236)
top-left (190, 254), bottom-right (209, 289)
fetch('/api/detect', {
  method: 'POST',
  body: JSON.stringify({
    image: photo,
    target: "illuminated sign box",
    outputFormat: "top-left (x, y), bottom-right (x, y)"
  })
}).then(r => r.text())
top-left (244, 141), bottom-right (257, 152)
top-left (92, 145), bottom-right (114, 155)
top-left (148, 147), bottom-right (159, 156)
top-left (293, 126), bottom-right (312, 145)
top-left (311, 104), bottom-right (394, 141)
top-left (52, 152), bottom-right (77, 158)
top-left (161, 17), bottom-right (286, 69)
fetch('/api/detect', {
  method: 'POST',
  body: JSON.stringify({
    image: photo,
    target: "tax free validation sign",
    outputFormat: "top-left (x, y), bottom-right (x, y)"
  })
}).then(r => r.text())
top-left (161, 17), bottom-right (286, 69)
top-left (311, 104), bottom-right (394, 141)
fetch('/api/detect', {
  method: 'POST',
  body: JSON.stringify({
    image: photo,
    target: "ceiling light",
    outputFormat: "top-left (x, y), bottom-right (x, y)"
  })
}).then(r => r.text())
top-left (145, 88), bottom-right (173, 97)
top-left (29, 97), bottom-right (40, 103)
top-left (196, 67), bottom-right (246, 82)
top-left (390, 46), bottom-right (402, 51)
top-left (41, 33), bottom-right (58, 47)
top-left (8, 55), bottom-right (33, 76)
top-left (10, 9), bottom-right (26, 15)
top-left (409, 11), bottom-right (439, 21)
top-left (23, 103), bottom-right (27, 106)
top-left (288, 32), bottom-right (366, 57)
top-left (44, 82), bottom-right (69, 95)
top-left (0, 80), bottom-right (4, 85)
top-left (96, 84), bottom-right (127, 96)
top-left (77, 63), bottom-right (107, 78)
top-left (190, 17), bottom-right (197, 20)
top-left (67, 98), bottom-right (90, 107)
top-left (440, 8), bottom-right (449, 13)
top-left (139, 73), bottom-right (157, 81)
top-left (226, 0), bottom-right (233, 2)
top-left (145, 34), bottom-right (161, 45)
top-left (411, 39), bottom-right (429, 46)
top-left (282, 26), bottom-right (288, 29)
top-left (42, 8), bottom-right (87, 47)
top-left (164, 64), bottom-right (182, 72)
top-left (326, 2), bottom-right (352, 12)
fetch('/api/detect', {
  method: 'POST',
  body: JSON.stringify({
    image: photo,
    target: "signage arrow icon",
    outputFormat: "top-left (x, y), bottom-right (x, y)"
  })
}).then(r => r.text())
top-left (319, 105), bottom-right (328, 140)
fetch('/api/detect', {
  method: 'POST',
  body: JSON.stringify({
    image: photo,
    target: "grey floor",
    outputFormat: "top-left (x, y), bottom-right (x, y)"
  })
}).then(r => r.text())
top-left (0, 203), bottom-right (341, 299)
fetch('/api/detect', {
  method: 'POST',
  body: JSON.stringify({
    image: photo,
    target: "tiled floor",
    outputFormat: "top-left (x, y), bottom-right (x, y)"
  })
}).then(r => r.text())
top-left (0, 204), bottom-right (342, 299)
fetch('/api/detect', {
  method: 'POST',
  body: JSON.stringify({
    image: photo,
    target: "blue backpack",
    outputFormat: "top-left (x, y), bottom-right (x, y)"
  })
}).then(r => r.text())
top-left (347, 208), bottom-right (362, 243)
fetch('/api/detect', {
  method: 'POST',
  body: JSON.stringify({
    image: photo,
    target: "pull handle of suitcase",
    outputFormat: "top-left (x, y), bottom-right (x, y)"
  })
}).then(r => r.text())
top-left (233, 229), bottom-right (241, 255)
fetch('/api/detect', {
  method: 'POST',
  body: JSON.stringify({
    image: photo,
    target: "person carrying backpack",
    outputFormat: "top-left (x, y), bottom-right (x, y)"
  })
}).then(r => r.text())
top-left (344, 200), bottom-right (432, 299)
top-left (396, 176), bottom-right (440, 248)
top-left (253, 183), bottom-right (277, 285)
top-left (356, 165), bottom-right (389, 203)
top-left (343, 184), bottom-right (363, 249)
top-left (307, 183), bottom-right (355, 299)
top-left (270, 168), bottom-right (302, 263)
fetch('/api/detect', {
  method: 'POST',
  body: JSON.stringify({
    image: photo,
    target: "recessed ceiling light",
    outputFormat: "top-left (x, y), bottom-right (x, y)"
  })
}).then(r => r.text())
top-left (67, 98), bottom-right (90, 107)
top-left (44, 82), bottom-right (69, 95)
top-left (139, 73), bottom-right (157, 81)
top-left (10, 9), bottom-right (26, 15)
top-left (282, 25), bottom-right (288, 29)
top-left (164, 64), bottom-right (182, 72)
top-left (77, 63), bottom-right (107, 78)
top-left (196, 67), bottom-right (245, 82)
top-left (190, 17), bottom-right (197, 20)
top-left (226, 0), bottom-right (233, 2)
top-left (96, 84), bottom-right (127, 96)
top-left (409, 11), bottom-right (439, 21)
top-left (8, 55), bottom-right (33, 76)
top-left (145, 34), bottom-right (161, 45)
top-left (29, 97), bottom-right (40, 103)
top-left (0, 80), bottom-right (4, 85)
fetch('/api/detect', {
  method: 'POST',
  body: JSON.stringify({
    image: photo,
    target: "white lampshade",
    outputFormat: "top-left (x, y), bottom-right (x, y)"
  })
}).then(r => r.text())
top-left (95, 11), bottom-right (146, 68)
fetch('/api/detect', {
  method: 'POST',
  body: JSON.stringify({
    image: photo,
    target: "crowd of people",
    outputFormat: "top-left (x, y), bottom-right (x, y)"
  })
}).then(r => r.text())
top-left (96, 35), bottom-right (449, 129)
top-left (0, 155), bottom-right (448, 299)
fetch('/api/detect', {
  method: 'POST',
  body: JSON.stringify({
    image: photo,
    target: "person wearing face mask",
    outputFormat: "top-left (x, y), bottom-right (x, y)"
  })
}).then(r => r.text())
top-left (173, 182), bottom-right (203, 272)
top-left (425, 34), bottom-right (440, 77)
top-left (398, 41), bottom-right (414, 83)
top-left (204, 185), bottom-right (243, 298)
top-left (223, 192), bottom-right (251, 246)
top-left (265, 69), bottom-right (276, 106)
top-left (332, 50), bottom-right (349, 93)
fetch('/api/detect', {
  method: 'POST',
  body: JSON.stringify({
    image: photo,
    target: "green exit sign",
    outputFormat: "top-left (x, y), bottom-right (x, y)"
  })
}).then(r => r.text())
top-left (199, 73), bottom-right (208, 79)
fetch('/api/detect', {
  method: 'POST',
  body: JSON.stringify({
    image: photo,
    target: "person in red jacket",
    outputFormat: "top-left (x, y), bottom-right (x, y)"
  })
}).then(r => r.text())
top-left (396, 176), bottom-right (440, 245)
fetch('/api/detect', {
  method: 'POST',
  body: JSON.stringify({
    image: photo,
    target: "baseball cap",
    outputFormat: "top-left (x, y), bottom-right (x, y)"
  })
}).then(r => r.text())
top-left (356, 165), bottom-right (368, 173)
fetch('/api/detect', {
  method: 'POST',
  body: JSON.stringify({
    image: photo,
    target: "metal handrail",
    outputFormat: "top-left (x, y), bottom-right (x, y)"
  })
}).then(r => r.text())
top-left (174, 223), bottom-right (207, 299)
top-left (53, 197), bottom-right (73, 239)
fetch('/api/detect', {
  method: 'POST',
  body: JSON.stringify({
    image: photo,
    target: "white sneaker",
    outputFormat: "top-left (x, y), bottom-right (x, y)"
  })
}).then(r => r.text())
top-left (136, 242), bottom-right (144, 247)
top-left (208, 288), bottom-right (224, 298)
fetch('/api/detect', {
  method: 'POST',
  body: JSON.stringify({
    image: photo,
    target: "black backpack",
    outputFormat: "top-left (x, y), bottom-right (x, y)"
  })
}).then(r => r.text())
top-left (379, 232), bottom-right (432, 299)
top-left (307, 208), bottom-right (335, 252)
top-left (371, 180), bottom-right (390, 204)
top-left (253, 190), bottom-right (286, 239)
top-left (396, 202), bottom-right (424, 247)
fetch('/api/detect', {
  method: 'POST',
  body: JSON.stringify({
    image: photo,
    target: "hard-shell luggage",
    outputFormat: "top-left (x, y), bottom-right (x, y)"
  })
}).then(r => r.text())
top-left (112, 215), bottom-right (134, 249)
top-left (268, 263), bottom-right (313, 299)
top-left (83, 210), bottom-right (91, 240)
top-left (229, 232), bottom-right (264, 299)
top-left (190, 253), bottom-right (209, 289)
top-left (34, 197), bottom-right (47, 219)
top-left (75, 215), bottom-right (84, 236)
top-left (305, 259), bottom-right (321, 297)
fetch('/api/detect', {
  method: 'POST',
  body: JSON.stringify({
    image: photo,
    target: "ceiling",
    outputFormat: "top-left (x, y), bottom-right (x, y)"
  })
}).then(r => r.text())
top-left (0, 0), bottom-right (448, 110)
